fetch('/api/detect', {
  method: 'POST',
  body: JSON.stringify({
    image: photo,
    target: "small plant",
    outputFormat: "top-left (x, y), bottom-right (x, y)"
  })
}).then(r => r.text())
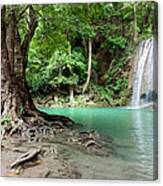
top-left (1, 115), bottom-right (12, 126)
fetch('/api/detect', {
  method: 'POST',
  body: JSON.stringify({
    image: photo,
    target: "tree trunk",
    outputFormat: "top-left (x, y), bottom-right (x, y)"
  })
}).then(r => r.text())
top-left (68, 43), bottom-right (74, 106)
top-left (1, 6), bottom-right (73, 129)
top-left (82, 38), bottom-right (92, 94)
top-left (133, 2), bottom-right (138, 43)
top-left (69, 85), bottom-right (74, 105)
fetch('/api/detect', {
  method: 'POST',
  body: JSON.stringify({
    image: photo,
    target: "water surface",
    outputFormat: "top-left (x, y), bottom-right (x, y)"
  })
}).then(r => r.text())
top-left (40, 107), bottom-right (157, 180)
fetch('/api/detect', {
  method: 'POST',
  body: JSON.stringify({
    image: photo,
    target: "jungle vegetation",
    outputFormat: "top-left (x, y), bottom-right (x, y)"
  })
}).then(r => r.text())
top-left (1, 2), bottom-right (157, 126)
top-left (26, 2), bottom-right (157, 107)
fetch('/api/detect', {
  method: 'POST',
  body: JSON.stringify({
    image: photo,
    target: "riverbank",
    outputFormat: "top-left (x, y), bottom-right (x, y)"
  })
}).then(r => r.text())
top-left (1, 126), bottom-right (112, 179)
top-left (1, 137), bottom-right (82, 178)
top-left (1, 136), bottom-right (140, 180)
top-left (1, 108), bottom-right (156, 180)
top-left (33, 91), bottom-right (131, 108)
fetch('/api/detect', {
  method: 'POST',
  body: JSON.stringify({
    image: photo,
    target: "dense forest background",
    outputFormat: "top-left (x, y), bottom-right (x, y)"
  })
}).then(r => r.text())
top-left (3, 2), bottom-right (157, 110)
top-left (24, 2), bottom-right (156, 107)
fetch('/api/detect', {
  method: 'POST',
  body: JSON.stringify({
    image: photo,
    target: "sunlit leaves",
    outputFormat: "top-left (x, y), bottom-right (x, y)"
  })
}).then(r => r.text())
top-left (24, 2), bottom-right (156, 102)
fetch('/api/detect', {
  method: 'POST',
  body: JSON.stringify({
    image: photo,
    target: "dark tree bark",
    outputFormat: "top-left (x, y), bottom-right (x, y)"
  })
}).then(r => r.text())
top-left (1, 5), bottom-right (73, 127)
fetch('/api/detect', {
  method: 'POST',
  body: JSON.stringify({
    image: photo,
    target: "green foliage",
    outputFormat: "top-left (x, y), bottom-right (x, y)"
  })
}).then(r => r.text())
top-left (19, 105), bottom-right (24, 114)
top-left (107, 36), bottom-right (127, 49)
top-left (23, 2), bottom-right (156, 106)
top-left (1, 115), bottom-right (12, 125)
top-left (79, 23), bottom-right (96, 38)
top-left (90, 84), bottom-right (113, 105)
top-left (26, 49), bottom-right (86, 94)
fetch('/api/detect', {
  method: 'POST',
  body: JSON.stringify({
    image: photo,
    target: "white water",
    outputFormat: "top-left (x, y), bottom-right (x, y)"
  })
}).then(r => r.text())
top-left (131, 38), bottom-right (156, 106)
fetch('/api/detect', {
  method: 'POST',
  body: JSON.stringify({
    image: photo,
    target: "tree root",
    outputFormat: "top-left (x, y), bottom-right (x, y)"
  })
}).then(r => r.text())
top-left (83, 139), bottom-right (101, 148)
top-left (10, 148), bottom-right (41, 169)
top-left (23, 109), bottom-right (74, 127)
top-left (1, 125), bottom-right (5, 141)
top-left (38, 110), bottom-right (74, 126)
top-left (8, 119), bottom-right (24, 137)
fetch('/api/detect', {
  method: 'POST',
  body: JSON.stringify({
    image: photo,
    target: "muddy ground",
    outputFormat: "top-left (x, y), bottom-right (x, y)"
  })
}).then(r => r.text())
top-left (1, 128), bottom-right (115, 179)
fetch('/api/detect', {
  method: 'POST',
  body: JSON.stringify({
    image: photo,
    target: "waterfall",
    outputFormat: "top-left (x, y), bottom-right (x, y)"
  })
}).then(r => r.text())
top-left (131, 38), bottom-right (157, 106)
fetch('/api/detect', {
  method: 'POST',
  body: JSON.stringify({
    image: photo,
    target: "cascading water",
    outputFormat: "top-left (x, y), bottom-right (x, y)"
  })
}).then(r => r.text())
top-left (131, 38), bottom-right (157, 107)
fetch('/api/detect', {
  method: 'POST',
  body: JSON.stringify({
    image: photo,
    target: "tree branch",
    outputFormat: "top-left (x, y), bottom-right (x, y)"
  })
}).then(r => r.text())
top-left (21, 6), bottom-right (38, 66)
top-left (16, 5), bottom-right (30, 23)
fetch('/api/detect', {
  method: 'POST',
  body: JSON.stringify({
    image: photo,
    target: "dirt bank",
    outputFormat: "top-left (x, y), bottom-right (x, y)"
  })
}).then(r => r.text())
top-left (1, 128), bottom-right (112, 179)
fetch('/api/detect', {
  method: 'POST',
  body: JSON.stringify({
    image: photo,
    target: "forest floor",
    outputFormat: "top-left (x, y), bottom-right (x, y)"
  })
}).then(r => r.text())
top-left (34, 94), bottom-right (110, 108)
top-left (1, 127), bottom-right (115, 179)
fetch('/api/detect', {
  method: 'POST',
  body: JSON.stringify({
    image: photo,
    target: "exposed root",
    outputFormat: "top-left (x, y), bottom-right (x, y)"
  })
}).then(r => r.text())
top-left (66, 130), bottom-right (113, 156)
top-left (8, 119), bottom-right (24, 136)
top-left (1, 125), bottom-right (5, 141)
top-left (23, 109), bottom-right (74, 128)
top-left (10, 148), bottom-right (41, 169)
top-left (39, 110), bottom-right (74, 126)
top-left (83, 139), bottom-right (101, 148)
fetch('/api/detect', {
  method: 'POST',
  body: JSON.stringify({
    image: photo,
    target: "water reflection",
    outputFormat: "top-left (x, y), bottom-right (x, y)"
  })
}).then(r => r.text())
top-left (131, 110), bottom-right (153, 178)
